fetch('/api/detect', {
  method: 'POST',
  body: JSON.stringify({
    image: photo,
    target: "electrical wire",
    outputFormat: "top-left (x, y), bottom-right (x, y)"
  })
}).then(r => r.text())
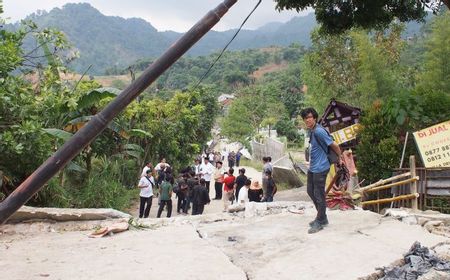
top-left (192, 0), bottom-right (262, 90)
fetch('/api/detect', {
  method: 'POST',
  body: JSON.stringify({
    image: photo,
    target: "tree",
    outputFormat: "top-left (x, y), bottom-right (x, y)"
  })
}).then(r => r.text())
top-left (416, 11), bottom-right (450, 94)
top-left (300, 25), bottom-right (406, 109)
top-left (275, 0), bottom-right (447, 34)
top-left (221, 96), bottom-right (256, 144)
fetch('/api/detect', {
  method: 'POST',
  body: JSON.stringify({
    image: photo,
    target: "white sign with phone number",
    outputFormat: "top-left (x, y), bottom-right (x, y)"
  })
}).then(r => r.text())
top-left (413, 120), bottom-right (450, 168)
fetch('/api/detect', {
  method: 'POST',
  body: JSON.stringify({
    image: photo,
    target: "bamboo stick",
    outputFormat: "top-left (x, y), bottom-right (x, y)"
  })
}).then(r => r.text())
top-left (365, 176), bottom-right (419, 193)
top-left (410, 156), bottom-right (418, 211)
top-left (361, 193), bottom-right (419, 206)
top-left (357, 172), bottom-right (411, 193)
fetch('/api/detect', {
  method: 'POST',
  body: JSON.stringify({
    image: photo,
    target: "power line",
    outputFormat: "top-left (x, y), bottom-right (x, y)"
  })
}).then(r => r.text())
top-left (192, 0), bottom-right (262, 90)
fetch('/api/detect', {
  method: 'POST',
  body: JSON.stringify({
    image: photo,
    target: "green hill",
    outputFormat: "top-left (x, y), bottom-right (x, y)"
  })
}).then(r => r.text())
top-left (6, 3), bottom-right (431, 75)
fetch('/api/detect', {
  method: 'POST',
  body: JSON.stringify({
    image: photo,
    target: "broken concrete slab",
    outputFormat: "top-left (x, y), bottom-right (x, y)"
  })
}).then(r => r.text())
top-left (196, 208), bottom-right (448, 280)
top-left (0, 225), bottom-right (247, 280)
top-left (7, 206), bottom-right (131, 223)
top-left (1, 201), bottom-right (449, 280)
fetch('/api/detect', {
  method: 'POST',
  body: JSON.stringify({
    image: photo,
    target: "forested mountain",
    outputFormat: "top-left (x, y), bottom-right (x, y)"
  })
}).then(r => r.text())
top-left (7, 3), bottom-right (431, 74)
top-left (5, 3), bottom-right (315, 74)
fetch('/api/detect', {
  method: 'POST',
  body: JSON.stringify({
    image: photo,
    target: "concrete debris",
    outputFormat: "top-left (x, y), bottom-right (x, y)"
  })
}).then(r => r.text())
top-left (417, 268), bottom-right (450, 280)
top-left (434, 243), bottom-right (450, 262)
top-left (383, 208), bottom-right (450, 238)
top-left (7, 206), bottom-right (131, 223)
top-left (242, 201), bottom-right (308, 218)
top-left (381, 242), bottom-right (450, 280)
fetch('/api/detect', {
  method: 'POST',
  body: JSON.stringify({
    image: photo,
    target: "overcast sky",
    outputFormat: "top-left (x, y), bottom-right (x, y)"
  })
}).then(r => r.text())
top-left (3, 0), bottom-right (310, 32)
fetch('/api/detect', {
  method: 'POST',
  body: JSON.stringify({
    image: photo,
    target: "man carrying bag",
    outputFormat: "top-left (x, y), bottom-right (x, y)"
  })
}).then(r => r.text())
top-left (301, 107), bottom-right (342, 234)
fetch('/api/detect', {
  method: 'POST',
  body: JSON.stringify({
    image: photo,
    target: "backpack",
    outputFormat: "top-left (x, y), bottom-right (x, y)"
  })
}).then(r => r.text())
top-left (309, 126), bottom-right (340, 165)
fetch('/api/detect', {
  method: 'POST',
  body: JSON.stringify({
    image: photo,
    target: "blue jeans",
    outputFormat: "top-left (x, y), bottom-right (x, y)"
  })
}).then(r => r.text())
top-left (307, 169), bottom-right (329, 222)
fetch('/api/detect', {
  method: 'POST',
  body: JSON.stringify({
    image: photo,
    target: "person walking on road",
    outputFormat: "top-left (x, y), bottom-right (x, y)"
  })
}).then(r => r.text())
top-left (301, 107), bottom-right (342, 234)
top-left (213, 161), bottom-right (225, 200)
top-left (192, 178), bottom-right (210, 215)
top-left (137, 169), bottom-right (155, 218)
top-left (199, 157), bottom-right (214, 194)
top-left (157, 174), bottom-right (173, 218)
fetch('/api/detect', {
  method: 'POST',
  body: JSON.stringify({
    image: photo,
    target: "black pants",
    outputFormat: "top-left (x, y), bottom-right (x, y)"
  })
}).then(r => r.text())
top-left (307, 170), bottom-right (329, 222)
top-left (183, 196), bottom-right (191, 214)
top-left (205, 181), bottom-right (210, 194)
top-left (192, 204), bottom-right (204, 215)
top-left (214, 182), bottom-right (223, 199)
top-left (157, 200), bottom-right (172, 218)
top-left (177, 192), bottom-right (185, 213)
top-left (139, 196), bottom-right (152, 218)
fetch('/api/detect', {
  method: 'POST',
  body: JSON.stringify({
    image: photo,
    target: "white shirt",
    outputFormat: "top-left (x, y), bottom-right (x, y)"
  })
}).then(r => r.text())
top-left (141, 166), bottom-right (151, 177)
top-left (200, 162), bottom-right (214, 181)
top-left (155, 162), bottom-right (170, 171)
top-left (138, 176), bottom-right (155, 198)
top-left (208, 153), bottom-right (214, 162)
top-left (194, 164), bottom-right (200, 176)
top-left (238, 187), bottom-right (249, 205)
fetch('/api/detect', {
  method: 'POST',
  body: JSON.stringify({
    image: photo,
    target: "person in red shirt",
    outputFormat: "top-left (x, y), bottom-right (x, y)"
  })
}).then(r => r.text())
top-left (222, 168), bottom-right (236, 212)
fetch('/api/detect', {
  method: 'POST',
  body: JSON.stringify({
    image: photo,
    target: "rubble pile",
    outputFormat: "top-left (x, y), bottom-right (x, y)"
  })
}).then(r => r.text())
top-left (381, 242), bottom-right (450, 280)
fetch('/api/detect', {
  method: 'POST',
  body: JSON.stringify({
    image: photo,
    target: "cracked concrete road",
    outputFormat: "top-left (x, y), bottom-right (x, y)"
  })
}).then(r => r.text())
top-left (1, 204), bottom-right (448, 280)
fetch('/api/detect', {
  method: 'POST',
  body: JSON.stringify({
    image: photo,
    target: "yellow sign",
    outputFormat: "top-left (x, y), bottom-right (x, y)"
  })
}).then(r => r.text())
top-left (331, 123), bottom-right (362, 145)
top-left (413, 120), bottom-right (450, 168)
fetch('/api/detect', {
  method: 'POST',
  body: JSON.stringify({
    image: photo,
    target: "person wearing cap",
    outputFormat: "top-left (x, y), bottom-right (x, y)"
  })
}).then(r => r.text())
top-left (213, 161), bottom-right (225, 200)
top-left (234, 168), bottom-right (247, 202)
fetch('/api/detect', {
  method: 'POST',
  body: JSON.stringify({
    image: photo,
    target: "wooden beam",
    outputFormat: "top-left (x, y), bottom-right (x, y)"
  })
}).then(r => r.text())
top-left (361, 193), bottom-right (419, 206)
top-left (410, 155), bottom-right (418, 211)
top-left (365, 176), bottom-right (419, 193)
top-left (357, 172), bottom-right (411, 193)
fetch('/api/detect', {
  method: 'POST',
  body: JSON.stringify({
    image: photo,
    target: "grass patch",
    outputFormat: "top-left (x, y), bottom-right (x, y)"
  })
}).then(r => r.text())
top-left (240, 158), bottom-right (263, 170)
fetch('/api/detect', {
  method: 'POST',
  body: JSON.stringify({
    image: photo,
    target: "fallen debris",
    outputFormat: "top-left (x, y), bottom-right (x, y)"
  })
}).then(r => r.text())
top-left (383, 208), bottom-right (450, 238)
top-left (88, 221), bottom-right (129, 238)
top-left (8, 206), bottom-right (131, 223)
top-left (381, 242), bottom-right (450, 280)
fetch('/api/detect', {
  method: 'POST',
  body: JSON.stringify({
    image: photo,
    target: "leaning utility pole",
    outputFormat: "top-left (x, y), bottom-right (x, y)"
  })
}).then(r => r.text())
top-left (0, 0), bottom-right (238, 224)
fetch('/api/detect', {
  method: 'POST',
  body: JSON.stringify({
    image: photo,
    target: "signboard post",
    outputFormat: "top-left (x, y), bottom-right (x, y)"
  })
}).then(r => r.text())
top-left (413, 120), bottom-right (450, 168)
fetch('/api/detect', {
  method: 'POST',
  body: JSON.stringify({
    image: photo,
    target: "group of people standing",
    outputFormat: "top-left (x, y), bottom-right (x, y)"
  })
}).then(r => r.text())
top-left (137, 106), bottom-right (340, 235)
top-left (137, 151), bottom-right (275, 218)
top-left (138, 158), bottom-right (175, 219)
top-left (138, 157), bottom-right (214, 218)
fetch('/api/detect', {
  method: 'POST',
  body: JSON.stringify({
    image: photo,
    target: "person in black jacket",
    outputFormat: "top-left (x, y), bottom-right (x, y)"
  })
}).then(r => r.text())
top-left (234, 168), bottom-right (247, 202)
top-left (191, 178), bottom-right (210, 215)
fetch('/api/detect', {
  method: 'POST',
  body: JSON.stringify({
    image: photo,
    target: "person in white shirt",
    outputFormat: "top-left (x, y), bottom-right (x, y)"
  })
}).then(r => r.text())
top-left (199, 157), bottom-right (214, 194)
top-left (208, 151), bottom-right (215, 166)
top-left (238, 179), bottom-right (251, 205)
top-left (138, 169), bottom-right (155, 218)
top-left (140, 162), bottom-right (153, 177)
top-left (193, 159), bottom-right (201, 178)
top-left (155, 158), bottom-right (170, 171)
